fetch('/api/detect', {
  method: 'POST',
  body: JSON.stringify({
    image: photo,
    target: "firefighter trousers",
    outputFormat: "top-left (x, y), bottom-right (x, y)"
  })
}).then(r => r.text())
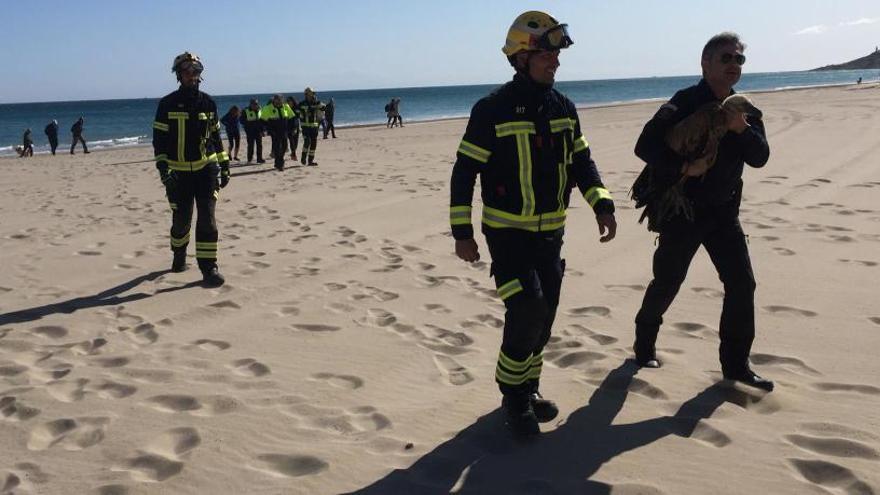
top-left (635, 212), bottom-right (756, 375)
top-left (301, 127), bottom-right (318, 164)
top-left (485, 227), bottom-right (564, 397)
top-left (245, 131), bottom-right (263, 162)
top-left (167, 164), bottom-right (220, 272)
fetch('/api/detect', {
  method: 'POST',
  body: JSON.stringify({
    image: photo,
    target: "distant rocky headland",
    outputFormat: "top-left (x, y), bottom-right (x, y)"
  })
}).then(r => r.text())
top-left (811, 47), bottom-right (880, 71)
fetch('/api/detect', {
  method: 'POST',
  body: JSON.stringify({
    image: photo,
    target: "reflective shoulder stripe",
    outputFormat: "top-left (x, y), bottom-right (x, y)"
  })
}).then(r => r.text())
top-left (549, 118), bottom-right (575, 133)
top-left (584, 186), bottom-right (613, 207)
top-left (495, 121), bottom-right (536, 137)
top-left (496, 279), bottom-right (524, 301)
top-left (153, 121), bottom-right (169, 132)
top-left (449, 205), bottom-right (472, 226)
top-left (457, 139), bottom-right (491, 163)
top-left (167, 112), bottom-right (189, 119)
top-left (573, 135), bottom-right (589, 153)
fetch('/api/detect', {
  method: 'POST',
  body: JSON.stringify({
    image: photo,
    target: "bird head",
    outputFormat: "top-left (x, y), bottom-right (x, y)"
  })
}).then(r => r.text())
top-left (721, 94), bottom-right (762, 119)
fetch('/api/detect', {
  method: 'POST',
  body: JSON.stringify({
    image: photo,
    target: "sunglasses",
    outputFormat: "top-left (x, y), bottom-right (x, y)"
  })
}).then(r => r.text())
top-left (536, 24), bottom-right (573, 51)
top-left (719, 52), bottom-right (746, 66)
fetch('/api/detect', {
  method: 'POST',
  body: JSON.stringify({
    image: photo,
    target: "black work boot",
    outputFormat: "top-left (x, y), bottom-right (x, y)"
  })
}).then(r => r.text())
top-left (634, 326), bottom-right (661, 368)
top-left (171, 250), bottom-right (187, 273)
top-left (201, 265), bottom-right (226, 288)
top-left (308, 159), bottom-right (318, 166)
top-left (501, 393), bottom-right (539, 436)
top-left (529, 391), bottom-right (559, 423)
top-left (723, 368), bottom-right (774, 392)
top-left (300, 152), bottom-right (307, 165)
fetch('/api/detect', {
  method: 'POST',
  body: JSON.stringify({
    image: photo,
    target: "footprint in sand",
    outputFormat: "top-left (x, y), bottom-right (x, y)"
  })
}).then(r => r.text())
top-left (810, 382), bottom-right (880, 395)
top-left (287, 404), bottom-right (392, 435)
top-left (787, 459), bottom-right (874, 495)
top-left (691, 287), bottom-right (723, 298)
top-left (750, 353), bottom-right (820, 375)
top-left (87, 379), bottom-right (137, 399)
top-left (566, 306), bottom-right (612, 317)
top-left (838, 259), bottom-right (878, 267)
top-left (785, 434), bottom-right (879, 460)
top-left (628, 377), bottom-right (669, 400)
top-left (27, 416), bottom-right (110, 451)
top-left (548, 350), bottom-right (607, 369)
top-left (90, 356), bottom-right (131, 368)
top-left (763, 305), bottom-right (817, 317)
top-left (358, 308), bottom-right (398, 327)
top-left (230, 358), bottom-right (271, 377)
top-left (144, 394), bottom-right (202, 413)
top-left (324, 302), bottom-right (355, 314)
top-left (799, 422), bottom-right (879, 442)
top-left (29, 325), bottom-right (68, 339)
top-left (189, 339), bottom-right (231, 351)
top-left (127, 323), bottom-right (159, 345)
top-left (433, 355), bottom-right (474, 385)
top-left (422, 303), bottom-right (452, 314)
top-left (323, 282), bottom-right (348, 292)
top-left (605, 284), bottom-right (646, 292)
top-left (671, 322), bottom-right (715, 340)
top-left (250, 453), bottom-right (329, 478)
top-left (772, 247), bottom-right (796, 256)
top-left (0, 396), bottom-right (41, 421)
top-left (209, 300), bottom-right (242, 310)
top-left (291, 323), bottom-right (341, 332)
top-left (46, 378), bottom-right (88, 402)
top-left (311, 372), bottom-right (365, 390)
top-left (113, 427), bottom-right (201, 482)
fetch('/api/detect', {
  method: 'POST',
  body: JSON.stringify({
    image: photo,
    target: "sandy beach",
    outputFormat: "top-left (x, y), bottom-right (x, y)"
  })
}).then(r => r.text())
top-left (1, 83), bottom-right (879, 494)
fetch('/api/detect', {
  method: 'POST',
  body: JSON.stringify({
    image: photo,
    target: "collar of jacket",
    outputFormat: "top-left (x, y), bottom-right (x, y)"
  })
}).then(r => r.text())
top-left (512, 73), bottom-right (553, 103)
top-left (177, 85), bottom-right (202, 102)
top-left (697, 78), bottom-right (737, 103)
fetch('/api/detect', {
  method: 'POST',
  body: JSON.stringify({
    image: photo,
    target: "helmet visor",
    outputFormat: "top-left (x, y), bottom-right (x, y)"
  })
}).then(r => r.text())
top-left (537, 24), bottom-right (573, 51)
top-left (177, 59), bottom-right (204, 74)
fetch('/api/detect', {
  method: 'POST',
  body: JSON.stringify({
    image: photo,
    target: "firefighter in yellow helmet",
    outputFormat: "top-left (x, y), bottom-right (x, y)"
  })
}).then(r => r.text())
top-left (450, 11), bottom-right (617, 435)
top-left (152, 52), bottom-right (230, 287)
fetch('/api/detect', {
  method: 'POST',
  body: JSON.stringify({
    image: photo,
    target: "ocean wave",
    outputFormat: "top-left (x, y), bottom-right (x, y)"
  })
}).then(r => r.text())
top-left (0, 135), bottom-right (149, 157)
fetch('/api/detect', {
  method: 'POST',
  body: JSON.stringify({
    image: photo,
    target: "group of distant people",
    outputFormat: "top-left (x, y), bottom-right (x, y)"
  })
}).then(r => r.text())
top-left (16, 116), bottom-right (89, 157)
top-left (385, 98), bottom-right (404, 127)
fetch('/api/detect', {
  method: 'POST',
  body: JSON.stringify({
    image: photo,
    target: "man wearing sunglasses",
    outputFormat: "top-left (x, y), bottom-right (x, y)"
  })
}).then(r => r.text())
top-left (632, 33), bottom-right (772, 390)
top-left (152, 52), bottom-right (230, 287)
top-left (450, 11), bottom-right (617, 436)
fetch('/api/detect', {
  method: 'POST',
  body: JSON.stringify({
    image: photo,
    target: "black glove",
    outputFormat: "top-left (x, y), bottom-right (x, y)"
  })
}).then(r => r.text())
top-left (219, 162), bottom-right (230, 188)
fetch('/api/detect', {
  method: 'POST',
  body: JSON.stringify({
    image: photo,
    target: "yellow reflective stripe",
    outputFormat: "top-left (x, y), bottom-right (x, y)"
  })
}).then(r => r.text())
top-left (165, 154), bottom-right (219, 171)
top-left (495, 367), bottom-right (530, 385)
top-left (449, 205), bottom-right (472, 226)
top-left (549, 118), bottom-right (575, 133)
top-left (167, 112), bottom-right (189, 118)
top-left (168, 202), bottom-right (177, 211)
top-left (481, 206), bottom-right (566, 232)
top-left (153, 121), bottom-right (169, 132)
top-left (494, 121), bottom-right (536, 137)
top-left (526, 365), bottom-right (542, 380)
top-left (584, 186), bottom-right (613, 207)
top-left (516, 133), bottom-right (535, 215)
top-left (197, 113), bottom-right (209, 120)
top-left (195, 242), bottom-right (217, 249)
top-left (216, 151), bottom-right (229, 162)
top-left (497, 279), bottom-right (523, 301)
top-left (457, 139), bottom-right (491, 163)
top-left (154, 154), bottom-right (168, 162)
top-left (195, 251), bottom-right (216, 259)
top-left (573, 135), bottom-right (589, 153)
top-left (498, 350), bottom-right (531, 372)
top-left (302, 122), bottom-right (319, 128)
top-left (170, 233), bottom-right (190, 247)
top-left (168, 112), bottom-right (188, 162)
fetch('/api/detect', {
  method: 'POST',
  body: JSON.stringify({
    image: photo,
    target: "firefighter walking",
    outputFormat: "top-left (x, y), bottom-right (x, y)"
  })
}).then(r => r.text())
top-left (152, 52), bottom-right (229, 287)
top-left (450, 11), bottom-right (617, 436)
top-left (297, 87), bottom-right (323, 166)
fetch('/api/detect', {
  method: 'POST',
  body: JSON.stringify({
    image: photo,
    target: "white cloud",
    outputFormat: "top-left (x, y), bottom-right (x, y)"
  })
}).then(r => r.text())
top-left (840, 17), bottom-right (880, 26)
top-left (794, 25), bottom-right (829, 35)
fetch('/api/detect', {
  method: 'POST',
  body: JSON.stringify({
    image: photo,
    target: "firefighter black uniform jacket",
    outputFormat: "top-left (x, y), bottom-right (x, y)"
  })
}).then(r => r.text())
top-left (450, 74), bottom-right (614, 240)
top-left (635, 79), bottom-right (769, 209)
top-left (152, 88), bottom-right (229, 171)
top-left (297, 100), bottom-right (324, 129)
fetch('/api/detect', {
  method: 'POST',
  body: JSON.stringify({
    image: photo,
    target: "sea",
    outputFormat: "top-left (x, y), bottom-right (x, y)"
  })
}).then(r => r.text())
top-left (1, 69), bottom-right (876, 157)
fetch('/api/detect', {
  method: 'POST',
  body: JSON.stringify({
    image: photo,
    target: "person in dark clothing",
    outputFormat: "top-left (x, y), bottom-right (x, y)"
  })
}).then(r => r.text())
top-left (44, 120), bottom-right (59, 155)
top-left (240, 99), bottom-right (265, 164)
top-left (285, 96), bottom-right (300, 159)
top-left (220, 106), bottom-right (241, 161)
top-left (390, 98), bottom-right (403, 127)
top-left (631, 32), bottom-right (773, 392)
top-left (22, 129), bottom-right (34, 157)
top-left (297, 87), bottom-right (323, 166)
top-left (322, 97), bottom-right (336, 139)
top-left (261, 94), bottom-right (288, 170)
top-left (152, 51), bottom-right (230, 287)
top-left (70, 116), bottom-right (89, 154)
top-left (451, 11), bottom-right (616, 436)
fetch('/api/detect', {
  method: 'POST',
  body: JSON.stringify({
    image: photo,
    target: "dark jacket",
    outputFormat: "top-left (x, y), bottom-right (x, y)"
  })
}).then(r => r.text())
top-left (23, 130), bottom-right (32, 147)
top-left (44, 122), bottom-right (58, 140)
top-left (71, 119), bottom-right (83, 136)
top-left (220, 112), bottom-right (241, 135)
top-left (152, 87), bottom-right (228, 172)
top-left (240, 108), bottom-right (263, 135)
top-left (298, 99), bottom-right (324, 128)
top-left (635, 79), bottom-right (769, 208)
top-left (450, 74), bottom-right (614, 240)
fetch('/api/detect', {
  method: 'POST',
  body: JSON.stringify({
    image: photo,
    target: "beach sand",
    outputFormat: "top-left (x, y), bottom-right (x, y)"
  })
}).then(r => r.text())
top-left (1, 83), bottom-right (879, 494)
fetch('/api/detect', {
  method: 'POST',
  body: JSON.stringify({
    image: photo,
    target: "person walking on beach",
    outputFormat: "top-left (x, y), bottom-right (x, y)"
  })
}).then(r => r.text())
top-left (450, 11), bottom-right (617, 436)
top-left (285, 96), bottom-right (300, 159)
top-left (630, 32), bottom-right (773, 391)
top-left (241, 98), bottom-right (265, 164)
top-left (70, 116), bottom-right (89, 154)
top-left (44, 120), bottom-right (58, 155)
top-left (322, 97), bottom-right (337, 139)
top-left (152, 51), bottom-right (230, 287)
top-left (391, 98), bottom-right (403, 127)
top-left (220, 105), bottom-right (241, 161)
top-left (297, 87), bottom-right (323, 166)
top-left (22, 129), bottom-right (34, 157)
top-left (385, 98), bottom-right (395, 128)
top-left (261, 94), bottom-right (289, 171)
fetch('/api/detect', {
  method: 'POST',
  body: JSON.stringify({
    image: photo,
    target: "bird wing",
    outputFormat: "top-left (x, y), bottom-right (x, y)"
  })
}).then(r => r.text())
top-left (665, 103), bottom-right (719, 161)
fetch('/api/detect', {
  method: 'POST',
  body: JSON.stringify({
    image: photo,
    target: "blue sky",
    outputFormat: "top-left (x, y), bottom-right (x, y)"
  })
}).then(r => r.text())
top-left (1, 0), bottom-right (878, 103)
